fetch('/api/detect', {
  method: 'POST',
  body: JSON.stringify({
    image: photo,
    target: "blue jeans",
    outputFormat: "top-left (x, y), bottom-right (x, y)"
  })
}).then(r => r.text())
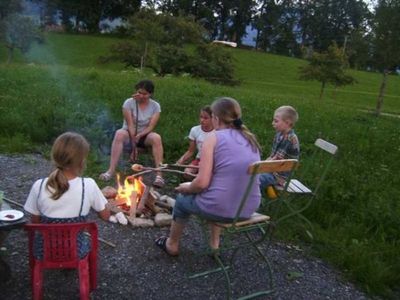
top-left (259, 173), bottom-right (277, 194)
top-left (173, 194), bottom-right (243, 224)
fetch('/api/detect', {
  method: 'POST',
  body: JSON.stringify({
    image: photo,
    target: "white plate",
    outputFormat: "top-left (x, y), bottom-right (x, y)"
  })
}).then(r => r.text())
top-left (0, 209), bottom-right (24, 222)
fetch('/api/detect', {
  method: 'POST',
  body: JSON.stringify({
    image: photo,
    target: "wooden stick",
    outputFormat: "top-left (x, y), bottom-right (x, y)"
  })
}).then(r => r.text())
top-left (83, 232), bottom-right (116, 248)
top-left (3, 197), bottom-right (23, 208)
top-left (129, 168), bottom-right (196, 178)
top-left (165, 163), bottom-right (200, 169)
top-left (4, 197), bottom-right (116, 248)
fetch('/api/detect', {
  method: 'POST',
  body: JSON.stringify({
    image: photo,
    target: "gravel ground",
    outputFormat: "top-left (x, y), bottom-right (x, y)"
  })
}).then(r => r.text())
top-left (0, 154), bottom-right (369, 300)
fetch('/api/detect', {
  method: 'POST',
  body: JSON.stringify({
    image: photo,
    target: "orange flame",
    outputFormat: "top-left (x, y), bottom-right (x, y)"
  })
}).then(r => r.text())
top-left (116, 174), bottom-right (145, 207)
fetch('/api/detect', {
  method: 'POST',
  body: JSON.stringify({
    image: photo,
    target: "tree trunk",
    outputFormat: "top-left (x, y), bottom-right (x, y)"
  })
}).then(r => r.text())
top-left (319, 81), bottom-right (326, 100)
top-left (6, 46), bottom-right (14, 64)
top-left (375, 70), bottom-right (388, 117)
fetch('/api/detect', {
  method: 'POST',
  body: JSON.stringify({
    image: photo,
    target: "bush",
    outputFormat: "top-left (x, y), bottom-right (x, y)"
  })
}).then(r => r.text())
top-left (190, 44), bottom-right (238, 85)
top-left (154, 45), bottom-right (189, 76)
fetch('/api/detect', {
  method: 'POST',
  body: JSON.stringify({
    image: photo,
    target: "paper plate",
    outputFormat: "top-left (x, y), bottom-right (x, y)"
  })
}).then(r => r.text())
top-left (0, 209), bottom-right (24, 222)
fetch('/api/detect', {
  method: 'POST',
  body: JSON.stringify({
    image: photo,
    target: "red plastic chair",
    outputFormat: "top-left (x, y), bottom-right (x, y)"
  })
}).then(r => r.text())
top-left (24, 222), bottom-right (98, 300)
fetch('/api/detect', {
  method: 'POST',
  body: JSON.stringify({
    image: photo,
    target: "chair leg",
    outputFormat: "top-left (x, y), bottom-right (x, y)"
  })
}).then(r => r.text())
top-left (32, 262), bottom-right (43, 300)
top-left (78, 259), bottom-right (90, 300)
top-left (89, 251), bottom-right (97, 291)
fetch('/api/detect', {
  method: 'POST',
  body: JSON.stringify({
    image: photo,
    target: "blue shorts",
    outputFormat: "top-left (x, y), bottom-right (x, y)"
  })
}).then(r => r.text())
top-left (173, 194), bottom-right (243, 224)
top-left (259, 173), bottom-right (277, 191)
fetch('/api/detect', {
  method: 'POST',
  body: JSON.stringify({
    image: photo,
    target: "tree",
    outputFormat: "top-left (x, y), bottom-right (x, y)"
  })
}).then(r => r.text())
top-left (2, 14), bottom-right (44, 63)
top-left (0, 0), bottom-right (23, 44)
top-left (0, 0), bottom-right (22, 19)
top-left (372, 0), bottom-right (400, 116)
top-left (102, 10), bottom-right (236, 84)
top-left (228, 0), bottom-right (256, 45)
top-left (37, 0), bottom-right (141, 32)
top-left (299, 42), bottom-right (355, 100)
top-left (296, 0), bottom-right (371, 52)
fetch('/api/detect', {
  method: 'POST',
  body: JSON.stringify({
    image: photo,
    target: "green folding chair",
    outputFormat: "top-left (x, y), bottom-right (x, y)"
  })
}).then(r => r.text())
top-left (189, 159), bottom-right (299, 300)
top-left (273, 138), bottom-right (338, 228)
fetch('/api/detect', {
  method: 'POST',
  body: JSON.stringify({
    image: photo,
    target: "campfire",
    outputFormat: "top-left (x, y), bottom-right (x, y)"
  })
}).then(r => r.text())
top-left (102, 173), bottom-right (176, 228)
top-left (113, 174), bottom-right (146, 216)
top-left (101, 163), bottom-right (198, 228)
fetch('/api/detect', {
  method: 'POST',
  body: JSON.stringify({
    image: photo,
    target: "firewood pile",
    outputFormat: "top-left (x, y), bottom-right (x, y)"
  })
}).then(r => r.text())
top-left (102, 184), bottom-right (176, 228)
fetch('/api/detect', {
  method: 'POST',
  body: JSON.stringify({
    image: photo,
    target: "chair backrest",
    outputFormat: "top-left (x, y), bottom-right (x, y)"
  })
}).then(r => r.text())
top-left (232, 159), bottom-right (299, 223)
top-left (25, 222), bottom-right (98, 268)
top-left (301, 138), bottom-right (338, 196)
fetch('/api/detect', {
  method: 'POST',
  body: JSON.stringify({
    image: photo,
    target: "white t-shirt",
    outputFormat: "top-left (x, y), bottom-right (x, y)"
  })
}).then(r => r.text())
top-left (24, 177), bottom-right (107, 218)
top-left (122, 98), bottom-right (161, 133)
top-left (188, 125), bottom-right (215, 159)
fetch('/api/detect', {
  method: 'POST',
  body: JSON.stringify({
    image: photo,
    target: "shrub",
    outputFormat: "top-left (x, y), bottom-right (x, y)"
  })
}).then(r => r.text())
top-left (154, 45), bottom-right (189, 76)
top-left (190, 44), bottom-right (238, 85)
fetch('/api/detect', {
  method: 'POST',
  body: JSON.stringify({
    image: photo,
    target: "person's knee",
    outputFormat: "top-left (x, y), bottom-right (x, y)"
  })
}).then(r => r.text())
top-left (114, 129), bottom-right (128, 143)
top-left (146, 133), bottom-right (163, 150)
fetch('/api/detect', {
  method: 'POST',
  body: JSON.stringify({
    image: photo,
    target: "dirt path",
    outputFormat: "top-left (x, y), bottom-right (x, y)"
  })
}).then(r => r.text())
top-left (0, 154), bottom-right (369, 299)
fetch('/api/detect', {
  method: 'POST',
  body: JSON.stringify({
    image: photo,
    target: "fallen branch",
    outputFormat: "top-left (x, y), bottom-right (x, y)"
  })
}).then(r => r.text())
top-left (3, 197), bottom-right (116, 248)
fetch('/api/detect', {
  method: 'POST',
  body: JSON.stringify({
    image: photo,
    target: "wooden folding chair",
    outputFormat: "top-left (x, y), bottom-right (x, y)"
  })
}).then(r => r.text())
top-left (189, 159), bottom-right (298, 300)
top-left (274, 138), bottom-right (338, 228)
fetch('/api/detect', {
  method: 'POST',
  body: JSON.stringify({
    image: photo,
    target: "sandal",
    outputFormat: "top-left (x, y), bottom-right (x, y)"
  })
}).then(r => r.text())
top-left (153, 175), bottom-right (165, 188)
top-left (155, 236), bottom-right (178, 257)
top-left (99, 171), bottom-right (113, 182)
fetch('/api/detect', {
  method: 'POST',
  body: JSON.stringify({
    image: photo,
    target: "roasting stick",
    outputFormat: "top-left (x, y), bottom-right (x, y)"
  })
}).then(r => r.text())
top-left (129, 168), bottom-right (196, 179)
top-left (161, 163), bottom-right (200, 169)
top-left (3, 196), bottom-right (116, 248)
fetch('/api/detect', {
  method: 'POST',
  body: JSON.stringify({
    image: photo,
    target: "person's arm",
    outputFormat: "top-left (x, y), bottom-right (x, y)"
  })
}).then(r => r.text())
top-left (97, 208), bottom-right (111, 222)
top-left (136, 112), bottom-right (160, 139)
top-left (123, 107), bottom-right (137, 145)
top-left (177, 140), bottom-right (197, 164)
top-left (176, 133), bottom-right (216, 194)
top-left (30, 214), bottom-right (41, 223)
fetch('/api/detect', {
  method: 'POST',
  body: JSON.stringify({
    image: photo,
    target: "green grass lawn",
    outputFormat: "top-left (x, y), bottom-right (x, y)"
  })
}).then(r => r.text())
top-left (1, 33), bottom-right (399, 298)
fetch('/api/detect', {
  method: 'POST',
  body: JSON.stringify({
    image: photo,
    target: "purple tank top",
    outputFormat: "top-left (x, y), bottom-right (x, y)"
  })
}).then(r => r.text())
top-left (195, 129), bottom-right (261, 219)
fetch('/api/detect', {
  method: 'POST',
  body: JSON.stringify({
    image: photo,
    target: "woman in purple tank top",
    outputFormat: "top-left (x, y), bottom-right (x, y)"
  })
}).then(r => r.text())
top-left (155, 97), bottom-right (261, 256)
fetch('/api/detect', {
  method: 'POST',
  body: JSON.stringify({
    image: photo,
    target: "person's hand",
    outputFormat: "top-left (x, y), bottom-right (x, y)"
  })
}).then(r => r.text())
top-left (132, 92), bottom-right (140, 100)
top-left (175, 182), bottom-right (191, 194)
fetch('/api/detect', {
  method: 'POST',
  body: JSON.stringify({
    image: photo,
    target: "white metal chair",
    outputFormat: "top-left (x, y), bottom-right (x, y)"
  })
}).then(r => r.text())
top-left (274, 138), bottom-right (338, 227)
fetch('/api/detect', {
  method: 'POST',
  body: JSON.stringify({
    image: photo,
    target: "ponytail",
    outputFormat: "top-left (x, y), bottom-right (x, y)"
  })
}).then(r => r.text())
top-left (46, 168), bottom-right (69, 200)
top-left (212, 97), bottom-right (261, 153)
top-left (236, 123), bottom-right (262, 153)
top-left (45, 132), bottom-right (90, 200)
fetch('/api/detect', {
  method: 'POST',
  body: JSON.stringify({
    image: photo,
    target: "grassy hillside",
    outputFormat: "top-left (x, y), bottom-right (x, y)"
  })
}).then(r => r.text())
top-left (0, 33), bottom-right (399, 298)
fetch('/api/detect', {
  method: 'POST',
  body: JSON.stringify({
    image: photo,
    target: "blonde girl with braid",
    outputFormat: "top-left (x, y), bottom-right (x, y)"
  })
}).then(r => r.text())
top-left (24, 132), bottom-right (110, 258)
top-left (155, 97), bottom-right (261, 256)
top-left (25, 132), bottom-right (110, 224)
